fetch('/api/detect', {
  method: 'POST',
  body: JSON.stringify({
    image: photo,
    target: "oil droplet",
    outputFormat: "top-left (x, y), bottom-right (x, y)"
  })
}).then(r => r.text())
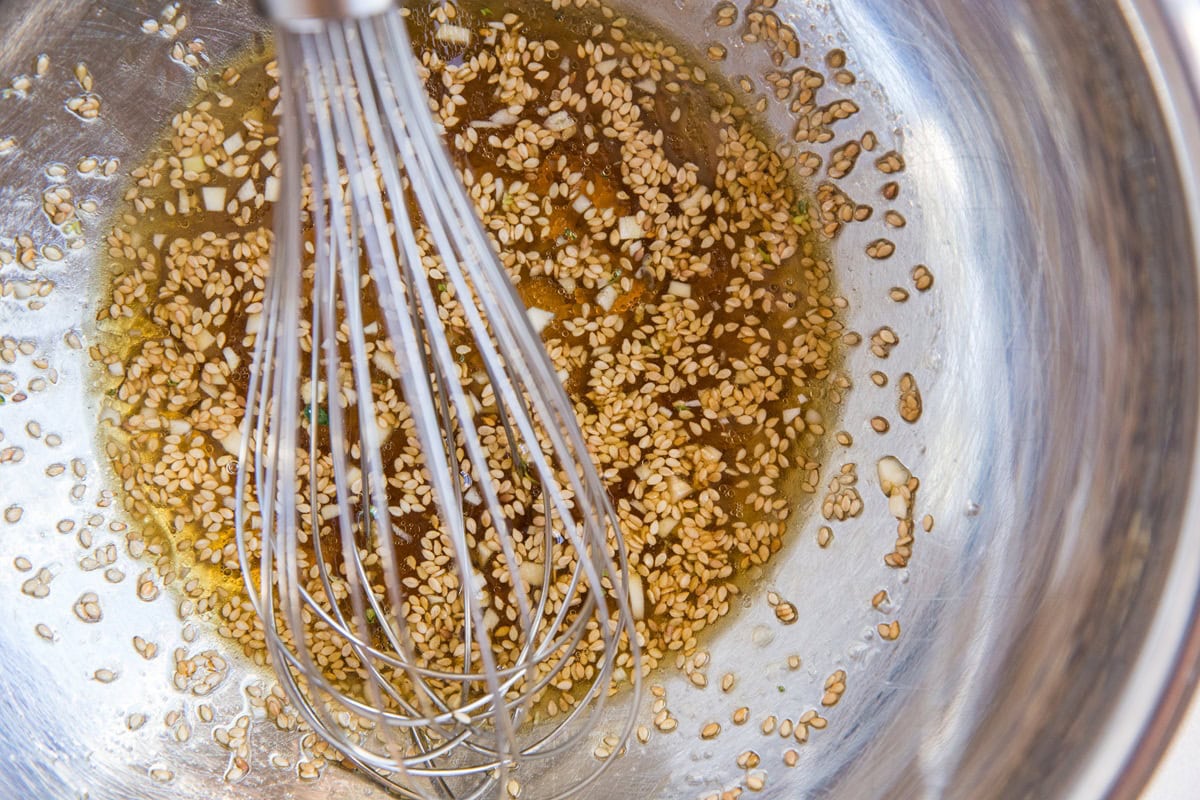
top-left (751, 624), bottom-right (775, 647)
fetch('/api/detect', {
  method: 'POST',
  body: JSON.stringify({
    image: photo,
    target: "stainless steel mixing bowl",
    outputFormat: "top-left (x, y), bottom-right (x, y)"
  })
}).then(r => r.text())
top-left (1, 0), bottom-right (1198, 798)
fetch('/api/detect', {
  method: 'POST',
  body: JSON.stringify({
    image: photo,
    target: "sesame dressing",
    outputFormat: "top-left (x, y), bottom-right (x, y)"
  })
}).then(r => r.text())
top-left (93, 0), bottom-right (846, 722)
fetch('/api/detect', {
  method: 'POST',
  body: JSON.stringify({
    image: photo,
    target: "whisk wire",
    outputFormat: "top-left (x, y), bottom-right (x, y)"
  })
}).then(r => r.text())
top-left (321, 21), bottom-right (523, 776)
top-left (238, 7), bottom-right (643, 797)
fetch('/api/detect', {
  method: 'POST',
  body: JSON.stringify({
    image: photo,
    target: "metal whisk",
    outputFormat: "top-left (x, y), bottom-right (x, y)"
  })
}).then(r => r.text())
top-left (235, 1), bottom-right (642, 796)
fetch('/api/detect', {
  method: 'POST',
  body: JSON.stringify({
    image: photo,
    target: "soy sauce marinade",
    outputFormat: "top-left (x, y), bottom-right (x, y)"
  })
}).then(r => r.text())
top-left (95, 0), bottom-right (844, 719)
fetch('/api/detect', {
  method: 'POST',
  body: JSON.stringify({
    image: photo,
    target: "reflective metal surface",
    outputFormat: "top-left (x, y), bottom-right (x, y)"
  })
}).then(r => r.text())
top-left (0, 0), bottom-right (1196, 798)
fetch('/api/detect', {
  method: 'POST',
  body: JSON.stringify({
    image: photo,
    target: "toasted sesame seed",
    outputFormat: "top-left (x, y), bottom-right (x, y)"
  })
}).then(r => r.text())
top-left (817, 526), bottom-right (833, 548)
top-left (912, 264), bottom-right (934, 291)
top-left (73, 592), bottom-right (102, 623)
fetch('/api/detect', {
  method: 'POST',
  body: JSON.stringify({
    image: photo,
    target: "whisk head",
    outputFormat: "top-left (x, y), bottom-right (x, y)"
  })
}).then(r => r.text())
top-left (235, 6), bottom-right (641, 797)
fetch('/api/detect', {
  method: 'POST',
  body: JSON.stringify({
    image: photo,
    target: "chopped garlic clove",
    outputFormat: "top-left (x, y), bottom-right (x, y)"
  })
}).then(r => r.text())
top-left (666, 474), bottom-right (693, 502)
top-left (237, 178), bottom-right (255, 203)
top-left (193, 328), bottom-right (215, 353)
top-left (667, 280), bottom-right (691, 298)
top-left (596, 284), bottom-right (619, 312)
top-left (627, 572), bottom-right (645, 620)
top-left (201, 186), bottom-right (225, 211)
top-left (216, 427), bottom-right (242, 456)
top-left (618, 215), bottom-right (643, 240)
top-left (527, 306), bottom-right (555, 333)
top-left (545, 110), bottom-right (575, 132)
top-left (372, 349), bottom-right (400, 380)
top-left (876, 456), bottom-right (911, 495)
top-left (518, 560), bottom-right (545, 587)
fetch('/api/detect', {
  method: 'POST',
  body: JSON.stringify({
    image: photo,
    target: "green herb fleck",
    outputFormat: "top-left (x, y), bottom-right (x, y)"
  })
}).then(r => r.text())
top-left (792, 199), bottom-right (809, 224)
top-left (777, 685), bottom-right (786, 693)
top-left (480, 6), bottom-right (492, 15)
top-left (303, 404), bottom-right (329, 426)
top-left (366, 608), bottom-right (377, 622)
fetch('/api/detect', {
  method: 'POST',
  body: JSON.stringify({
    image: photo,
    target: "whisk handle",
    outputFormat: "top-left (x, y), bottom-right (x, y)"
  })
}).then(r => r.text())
top-left (257, 0), bottom-right (392, 25)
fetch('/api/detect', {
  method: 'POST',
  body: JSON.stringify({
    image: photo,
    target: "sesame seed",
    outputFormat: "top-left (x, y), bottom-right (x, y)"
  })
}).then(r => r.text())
top-left (817, 526), bottom-right (833, 548)
top-left (877, 620), bottom-right (901, 641)
top-left (912, 264), bottom-right (934, 291)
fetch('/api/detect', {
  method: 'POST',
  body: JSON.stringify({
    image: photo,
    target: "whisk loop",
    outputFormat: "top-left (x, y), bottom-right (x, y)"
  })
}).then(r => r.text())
top-left (235, 6), bottom-right (641, 797)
